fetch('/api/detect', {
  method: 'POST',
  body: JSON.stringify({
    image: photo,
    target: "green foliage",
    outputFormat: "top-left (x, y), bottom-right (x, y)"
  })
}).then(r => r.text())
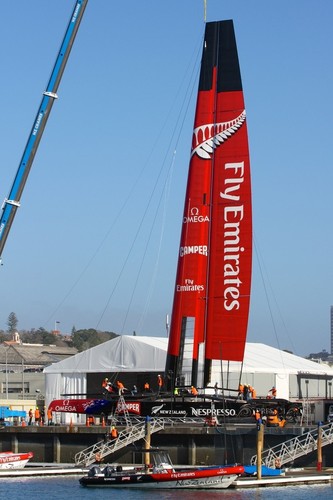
top-left (0, 322), bottom-right (117, 351)
top-left (7, 312), bottom-right (18, 333)
top-left (72, 329), bottom-right (118, 352)
top-left (0, 330), bottom-right (9, 343)
top-left (20, 328), bottom-right (61, 345)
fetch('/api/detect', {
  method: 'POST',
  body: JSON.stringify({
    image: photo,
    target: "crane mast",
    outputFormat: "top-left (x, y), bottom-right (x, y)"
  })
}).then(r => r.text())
top-left (0, 0), bottom-right (89, 262)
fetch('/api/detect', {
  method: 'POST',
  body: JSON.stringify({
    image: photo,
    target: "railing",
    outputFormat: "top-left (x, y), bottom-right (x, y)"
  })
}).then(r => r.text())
top-left (250, 423), bottom-right (333, 468)
top-left (74, 417), bottom-right (165, 467)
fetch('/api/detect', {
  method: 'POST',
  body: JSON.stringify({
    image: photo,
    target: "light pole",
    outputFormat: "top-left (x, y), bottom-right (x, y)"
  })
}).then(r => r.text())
top-left (5, 348), bottom-right (8, 400)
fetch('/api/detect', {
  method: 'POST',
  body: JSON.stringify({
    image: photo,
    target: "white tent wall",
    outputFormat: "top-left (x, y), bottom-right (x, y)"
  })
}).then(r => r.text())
top-left (45, 372), bottom-right (87, 424)
top-left (275, 372), bottom-right (289, 400)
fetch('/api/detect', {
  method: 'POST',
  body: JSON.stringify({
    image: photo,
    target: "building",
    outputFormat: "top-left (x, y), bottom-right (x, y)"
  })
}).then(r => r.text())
top-left (0, 343), bottom-right (77, 414)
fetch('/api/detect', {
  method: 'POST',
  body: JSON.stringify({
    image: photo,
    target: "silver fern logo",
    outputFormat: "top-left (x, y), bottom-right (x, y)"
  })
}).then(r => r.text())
top-left (191, 110), bottom-right (246, 159)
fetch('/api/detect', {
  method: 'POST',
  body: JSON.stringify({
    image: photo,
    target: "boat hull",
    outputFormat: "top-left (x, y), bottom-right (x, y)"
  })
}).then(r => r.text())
top-left (80, 471), bottom-right (238, 489)
top-left (0, 452), bottom-right (33, 469)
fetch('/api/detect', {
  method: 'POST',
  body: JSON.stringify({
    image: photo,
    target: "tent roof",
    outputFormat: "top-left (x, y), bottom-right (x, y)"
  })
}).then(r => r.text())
top-left (44, 336), bottom-right (333, 376)
top-left (240, 343), bottom-right (333, 375)
top-left (44, 335), bottom-right (167, 374)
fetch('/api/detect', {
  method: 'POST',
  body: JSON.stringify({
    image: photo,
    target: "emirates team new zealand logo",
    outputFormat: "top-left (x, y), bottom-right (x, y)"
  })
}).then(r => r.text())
top-left (191, 110), bottom-right (246, 159)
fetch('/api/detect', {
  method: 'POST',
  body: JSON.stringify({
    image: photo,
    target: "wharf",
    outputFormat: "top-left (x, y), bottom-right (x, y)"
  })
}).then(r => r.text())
top-left (0, 463), bottom-right (85, 478)
top-left (233, 467), bottom-right (333, 488)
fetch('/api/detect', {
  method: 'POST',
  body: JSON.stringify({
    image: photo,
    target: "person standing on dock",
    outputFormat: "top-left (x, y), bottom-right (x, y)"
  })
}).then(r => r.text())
top-left (131, 385), bottom-right (138, 396)
top-left (110, 426), bottom-right (118, 440)
top-left (47, 407), bottom-right (52, 425)
top-left (40, 407), bottom-right (45, 426)
top-left (34, 407), bottom-right (40, 426)
top-left (117, 380), bottom-right (126, 395)
top-left (191, 386), bottom-right (198, 400)
top-left (268, 386), bottom-right (277, 399)
top-left (157, 374), bottom-right (163, 393)
top-left (102, 377), bottom-right (109, 392)
top-left (28, 408), bottom-right (33, 425)
top-left (237, 384), bottom-right (244, 400)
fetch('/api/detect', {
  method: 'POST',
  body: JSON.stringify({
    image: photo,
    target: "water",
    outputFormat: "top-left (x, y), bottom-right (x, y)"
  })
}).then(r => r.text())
top-left (0, 476), bottom-right (332, 500)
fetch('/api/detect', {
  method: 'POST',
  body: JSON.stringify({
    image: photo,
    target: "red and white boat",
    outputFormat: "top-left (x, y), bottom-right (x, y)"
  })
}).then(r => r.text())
top-left (0, 451), bottom-right (33, 469)
top-left (80, 449), bottom-right (243, 489)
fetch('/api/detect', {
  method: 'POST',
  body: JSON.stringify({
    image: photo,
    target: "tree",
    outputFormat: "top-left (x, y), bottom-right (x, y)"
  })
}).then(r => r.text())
top-left (7, 312), bottom-right (18, 333)
top-left (72, 329), bottom-right (118, 352)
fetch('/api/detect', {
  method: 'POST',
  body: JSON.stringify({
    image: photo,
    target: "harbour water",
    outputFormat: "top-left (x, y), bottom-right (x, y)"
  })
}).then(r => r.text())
top-left (0, 476), bottom-right (332, 499)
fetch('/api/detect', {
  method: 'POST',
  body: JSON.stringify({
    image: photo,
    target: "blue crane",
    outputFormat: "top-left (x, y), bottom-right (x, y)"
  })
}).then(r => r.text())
top-left (0, 0), bottom-right (89, 263)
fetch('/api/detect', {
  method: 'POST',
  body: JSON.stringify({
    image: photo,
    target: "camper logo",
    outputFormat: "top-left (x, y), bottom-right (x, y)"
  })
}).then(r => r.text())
top-left (116, 401), bottom-right (141, 415)
top-left (191, 110), bottom-right (246, 159)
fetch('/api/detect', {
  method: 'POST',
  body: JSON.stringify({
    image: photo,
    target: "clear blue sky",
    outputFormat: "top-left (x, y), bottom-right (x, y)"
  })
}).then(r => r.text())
top-left (0, 0), bottom-right (332, 357)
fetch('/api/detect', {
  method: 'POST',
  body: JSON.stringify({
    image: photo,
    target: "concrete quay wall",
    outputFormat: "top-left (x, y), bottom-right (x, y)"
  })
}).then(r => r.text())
top-left (1, 423), bottom-right (332, 467)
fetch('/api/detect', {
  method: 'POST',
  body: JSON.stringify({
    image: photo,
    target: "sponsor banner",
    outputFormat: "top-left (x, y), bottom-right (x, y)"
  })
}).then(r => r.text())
top-left (138, 401), bottom-right (240, 418)
top-left (48, 398), bottom-right (112, 414)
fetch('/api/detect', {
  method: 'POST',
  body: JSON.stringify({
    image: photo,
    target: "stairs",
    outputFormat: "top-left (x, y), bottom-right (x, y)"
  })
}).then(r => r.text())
top-left (250, 423), bottom-right (333, 468)
top-left (74, 396), bottom-right (165, 467)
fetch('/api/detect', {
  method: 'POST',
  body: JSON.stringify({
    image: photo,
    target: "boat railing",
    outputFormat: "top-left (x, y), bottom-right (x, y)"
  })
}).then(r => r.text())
top-left (250, 422), bottom-right (333, 468)
top-left (74, 417), bottom-right (165, 467)
top-left (112, 416), bottom-right (206, 426)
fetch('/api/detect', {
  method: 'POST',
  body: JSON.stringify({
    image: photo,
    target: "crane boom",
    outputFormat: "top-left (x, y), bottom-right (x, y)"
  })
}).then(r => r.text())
top-left (0, 0), bottom-right (88, 262)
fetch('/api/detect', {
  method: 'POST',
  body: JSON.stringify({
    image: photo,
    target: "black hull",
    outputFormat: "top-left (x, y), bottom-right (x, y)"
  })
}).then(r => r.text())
top-left (102, 396), bottom-right (301, 422)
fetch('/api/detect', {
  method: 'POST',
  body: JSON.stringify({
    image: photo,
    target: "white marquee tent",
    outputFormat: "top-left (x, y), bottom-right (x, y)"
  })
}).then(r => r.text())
top-left (45, 336), bottom-right (333, 422)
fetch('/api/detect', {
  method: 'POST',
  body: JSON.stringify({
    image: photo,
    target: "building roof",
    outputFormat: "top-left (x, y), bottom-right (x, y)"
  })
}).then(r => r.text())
top-left (0, 344), bottom-right (78, 367)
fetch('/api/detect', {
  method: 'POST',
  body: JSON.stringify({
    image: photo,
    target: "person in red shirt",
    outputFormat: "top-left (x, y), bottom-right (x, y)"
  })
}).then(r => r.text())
top-left (157, 374), bottom-right (163, 393)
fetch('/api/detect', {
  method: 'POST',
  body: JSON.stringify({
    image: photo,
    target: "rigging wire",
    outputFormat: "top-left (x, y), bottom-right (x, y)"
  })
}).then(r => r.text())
top-left (97, 49), bottom-right (201, 331)
top-left (42, 30), bottom-right (203, 333)
top-left (94, 33), bottom-right (203, 332)
top-left (253, 233), bottom-right (297, 365)
top-left (127, 50), bottom-right (202, 335)
top-left (126, 151), bottom-right (176, 335)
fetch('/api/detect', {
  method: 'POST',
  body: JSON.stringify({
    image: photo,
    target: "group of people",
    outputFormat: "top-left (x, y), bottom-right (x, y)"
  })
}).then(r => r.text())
top-left (102, 375), bottom-right (164, 396)
top-left (238, 383), bottom-right (277, 401)
top-left (173, 385), bottom-right (199, 398)
top-left (238, 384), bottom-right (257, 401)
top-left (28, 406), bottom-right (53, 426)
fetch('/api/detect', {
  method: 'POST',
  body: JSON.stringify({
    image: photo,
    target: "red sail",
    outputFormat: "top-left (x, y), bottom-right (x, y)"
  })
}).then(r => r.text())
top-left (166, 21), bottom-right (252, 386)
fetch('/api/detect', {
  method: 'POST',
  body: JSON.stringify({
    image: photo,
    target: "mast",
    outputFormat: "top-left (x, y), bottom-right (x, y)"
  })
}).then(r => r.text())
top-left (0, 0), bottom-right (88, 262)
top-left (165, 20), bottom-right (252, 389)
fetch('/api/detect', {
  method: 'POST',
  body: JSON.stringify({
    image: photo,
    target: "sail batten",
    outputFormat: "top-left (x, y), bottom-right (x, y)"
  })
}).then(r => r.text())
top-left (166, 20), bottom-right (252, 389)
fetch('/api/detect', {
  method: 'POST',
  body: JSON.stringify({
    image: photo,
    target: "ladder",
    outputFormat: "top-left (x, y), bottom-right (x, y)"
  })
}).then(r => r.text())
top-left (75, 396), bottom-right (164, 467)
top-left (250, 422), bottom-right (333, 468)
top-left (300, 399), bottom-right (312, 426)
